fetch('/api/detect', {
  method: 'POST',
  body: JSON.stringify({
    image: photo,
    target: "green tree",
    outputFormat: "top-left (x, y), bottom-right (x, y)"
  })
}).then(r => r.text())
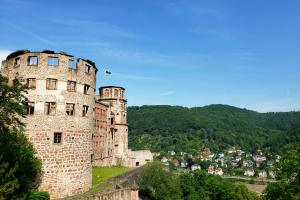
top-left (0, 74), bottom-right (48, 199)
top-left (263, 147), bottom-right (300, 200)
top-left (138, 161), bottom-right (182, 200)
top-left (263, 182), bottom-right (293, 200)
top-left (0, 75), bottom-right (28, 131)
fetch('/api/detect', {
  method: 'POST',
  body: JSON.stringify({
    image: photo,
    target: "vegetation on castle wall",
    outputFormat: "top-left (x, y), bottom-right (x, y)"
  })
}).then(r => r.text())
top-left (0, 74), bottom-right (49, 200)
top-left (128, 105), bottom-right (300, 153)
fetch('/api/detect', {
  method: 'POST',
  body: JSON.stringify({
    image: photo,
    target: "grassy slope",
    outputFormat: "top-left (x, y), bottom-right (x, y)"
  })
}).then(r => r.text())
top-left (92, 166), bottom-right (128, 186)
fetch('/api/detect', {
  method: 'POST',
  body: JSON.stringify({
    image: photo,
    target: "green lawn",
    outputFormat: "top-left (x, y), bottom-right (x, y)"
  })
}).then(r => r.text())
top-left (92, 166), bottom-right (128, 186)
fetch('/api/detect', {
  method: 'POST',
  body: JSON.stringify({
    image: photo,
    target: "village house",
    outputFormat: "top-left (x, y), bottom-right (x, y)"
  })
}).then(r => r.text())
top-left (244, 168), bottom-right (255, 176)
top-left (258, 170), bottom-right (267, 178)
top-left (191, 164), bottom-right (201, 171)
top-left (242, 160), bottom-right (254, 167)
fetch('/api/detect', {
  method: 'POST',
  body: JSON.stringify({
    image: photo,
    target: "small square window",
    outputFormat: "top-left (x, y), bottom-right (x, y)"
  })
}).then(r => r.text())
top-left (68, 59), bottom-right (76, 69)
top-left (54, 132), bottom-right (62, 144)
top-left (26, 101), bottom-right (35, 115)
top-left (48, 56), bottom-right (59, 66)
top-left (45, 102), bottom-right (56, 115)
top-left (67, 81), bottom-right (76, 92)
top-left (46, 78), bottom-right (57, 90)
top-left (84, 84), bottom-right (90, 94)
top-left (82, 105), bottom-right (89, 117)
top-left (14, 57), bottom-right (20, 66)
top-left (66, 103), bottom-right (75, 116)
top-left (84, 64), bottom-right (91, 73)
top-left (27, 78), bottom-right (36, 89)
top-left (28, 56), bottom-right (38, 65)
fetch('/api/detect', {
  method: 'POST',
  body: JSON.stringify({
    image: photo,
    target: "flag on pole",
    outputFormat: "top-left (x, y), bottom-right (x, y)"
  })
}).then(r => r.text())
top-left (105, 70), bottom-right (111, 76)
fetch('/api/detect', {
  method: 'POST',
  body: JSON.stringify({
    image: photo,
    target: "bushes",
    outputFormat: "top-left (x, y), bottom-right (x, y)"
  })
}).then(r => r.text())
top-left (139, 162), bottom-right (260, 200)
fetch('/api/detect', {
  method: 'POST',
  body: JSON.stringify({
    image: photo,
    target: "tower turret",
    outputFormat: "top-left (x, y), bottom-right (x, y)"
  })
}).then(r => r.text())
top-left (98, 86), bottom-right (128, 163)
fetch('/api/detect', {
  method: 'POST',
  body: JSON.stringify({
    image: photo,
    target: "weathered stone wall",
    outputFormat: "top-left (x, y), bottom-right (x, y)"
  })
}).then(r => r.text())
top-left (98, 87), bottom-right (128, 165)
top-left (97, 86), bottom-right (153, 168)
top-left (93, 102), bottom-right (115, 166)
top-left (1, 50), bottom-right (96, 199)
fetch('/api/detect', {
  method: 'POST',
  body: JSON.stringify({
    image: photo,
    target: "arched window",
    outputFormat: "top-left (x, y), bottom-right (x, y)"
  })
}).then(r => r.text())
top-left (104, 89), bottom-right (109, 97)
top-left (114, 89), bottom-right (118, 97)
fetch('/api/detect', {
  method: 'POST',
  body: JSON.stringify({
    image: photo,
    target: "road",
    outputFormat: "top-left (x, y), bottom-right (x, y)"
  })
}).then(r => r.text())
top-left (222, 175), bottom-right (277, 183)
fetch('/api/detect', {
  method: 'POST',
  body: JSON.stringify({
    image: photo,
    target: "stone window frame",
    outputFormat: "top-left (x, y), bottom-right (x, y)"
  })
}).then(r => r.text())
top-left (45, 102), bottom-right (56, 115)
top-left (114, 89), bottom-right (118, 97)
top-left (46, 78), bottom-right (57, 90)
top-left (53, 132), bottom-right (62, 144)
top-left (104, 89), bottom-right (109, 97)
top-left (83, 84), bottom-right (90, 95)
top-left (27, 78), bottom-right (36, 89)
top-left (48, 56), bottom-right (59, 66)
top-left (14, 57), bottom-right (21, 67)
top-left (66, 103), bottom-right (75, 116)
top-left (27, 56), bottom-right (38, 66)
top-left (26, 101), bottom-right (35, 115)
top-left (67, 80), bottom-right (76, 92)
top-left (68, 59), bottom-right (76, 69)
top-left (84, 64), bottom-right (91, 74)
top-left (82, 105), bottom-right (89, 117)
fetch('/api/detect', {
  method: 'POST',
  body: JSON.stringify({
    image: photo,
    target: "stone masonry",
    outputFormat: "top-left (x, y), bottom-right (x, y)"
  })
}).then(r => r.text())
top-left (1, 50), bottom-right (152, 199)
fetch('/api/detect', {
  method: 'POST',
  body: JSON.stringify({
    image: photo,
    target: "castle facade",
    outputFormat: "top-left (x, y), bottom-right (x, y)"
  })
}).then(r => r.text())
top-left (1, 50), bottom-right (152, 199)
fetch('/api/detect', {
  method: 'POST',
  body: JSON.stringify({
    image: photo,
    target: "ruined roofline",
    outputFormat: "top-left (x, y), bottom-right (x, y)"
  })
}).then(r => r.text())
top-left (6, 49), bottom-right (98, 72)
top-left (99, 86), bottom-right (125, 90)
top-left (6, 49), bottom-right (73, 59)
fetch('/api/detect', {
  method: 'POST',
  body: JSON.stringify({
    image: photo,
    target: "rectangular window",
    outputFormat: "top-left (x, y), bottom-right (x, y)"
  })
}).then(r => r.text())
top-left (84, 84), bottom-right (89, 94)
top-left (84, 64), bottom-right (91, 73)
top-left (26, 101), bottom-right (34, 115)
top-left (54, 132), bottom-right (62, 144)
top-left (45, 102), bottom-right (56, 115)
top-left (46, 78), bottom-right (57, 90)
top-left (28, 56), bottom-right (38, 65)
top-left (82, 105), bottom-right (89, 117)
top-left (48, 56), bottom-right (59, 66)
top-left (66, 103), bottom-right (75, 116)
top-left (67, 81), bottom-right (76, 92)
top-left (14, 57), bottom-right (20, 66)
top-left (27, 78), bottom-right (36, 89)
top-left (68, 59), bottom-right (76, 69)
top-left (111, 118), bottom-right (114, 125)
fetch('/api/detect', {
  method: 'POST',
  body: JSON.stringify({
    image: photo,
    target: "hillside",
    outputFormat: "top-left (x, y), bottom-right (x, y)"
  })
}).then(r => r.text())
top-left (127, 104), bottom-right (300, 154)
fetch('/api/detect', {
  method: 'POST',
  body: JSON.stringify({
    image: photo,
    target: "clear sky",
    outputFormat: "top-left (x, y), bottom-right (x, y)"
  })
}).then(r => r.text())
top-left (0, 0), bottom-right (299, 112)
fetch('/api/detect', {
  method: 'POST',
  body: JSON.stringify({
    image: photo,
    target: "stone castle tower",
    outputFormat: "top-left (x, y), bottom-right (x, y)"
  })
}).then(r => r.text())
top-left (1, 50), bottom-right (96, 198)
top-left (0, 50), bottom-right (153, 199)
top-left (99, 86), bottom-right (128, 164)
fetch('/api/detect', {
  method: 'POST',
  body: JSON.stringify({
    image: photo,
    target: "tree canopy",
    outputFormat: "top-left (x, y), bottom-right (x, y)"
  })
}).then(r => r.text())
top-left (128, 105), bottom-right (300, 153)
top-left (0, 73), bottom-right (49, 200)
top-left (139, 162), bottom-right (260, 200)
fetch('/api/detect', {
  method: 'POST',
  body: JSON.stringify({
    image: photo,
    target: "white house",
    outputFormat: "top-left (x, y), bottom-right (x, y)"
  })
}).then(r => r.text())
top-left (161, 157), bottom-right (168, 163)
top-left (258, 170), bottom-right (267, 178)
top-left (244, 169), bottom-right (255, 177)
top-left (191, 164), bottom-right (201, 171)
top-left (215, 168), bottom-right (224, 176)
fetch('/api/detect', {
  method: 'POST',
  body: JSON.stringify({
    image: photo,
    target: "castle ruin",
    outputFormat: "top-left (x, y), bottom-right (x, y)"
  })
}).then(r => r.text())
top-left (0, 50), bottom-right (153, 199)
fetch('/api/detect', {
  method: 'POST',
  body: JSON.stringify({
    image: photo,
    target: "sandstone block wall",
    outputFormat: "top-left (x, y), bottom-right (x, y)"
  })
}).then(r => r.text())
top-left (1, 50), bottom-right (97, 199)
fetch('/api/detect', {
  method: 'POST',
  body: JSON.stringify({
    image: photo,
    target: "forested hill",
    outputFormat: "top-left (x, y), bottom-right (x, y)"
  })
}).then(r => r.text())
top-left (127, 104), bottom-right (300, 154)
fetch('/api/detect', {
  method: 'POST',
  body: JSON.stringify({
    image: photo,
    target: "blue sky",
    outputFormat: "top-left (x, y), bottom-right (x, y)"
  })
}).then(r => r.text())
top-left (0, 0), bottom-right (299, 112)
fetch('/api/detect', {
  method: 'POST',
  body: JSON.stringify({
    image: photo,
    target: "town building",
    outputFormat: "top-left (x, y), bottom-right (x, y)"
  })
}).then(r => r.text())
top-left (0, 50), bottom-right (152, 199)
